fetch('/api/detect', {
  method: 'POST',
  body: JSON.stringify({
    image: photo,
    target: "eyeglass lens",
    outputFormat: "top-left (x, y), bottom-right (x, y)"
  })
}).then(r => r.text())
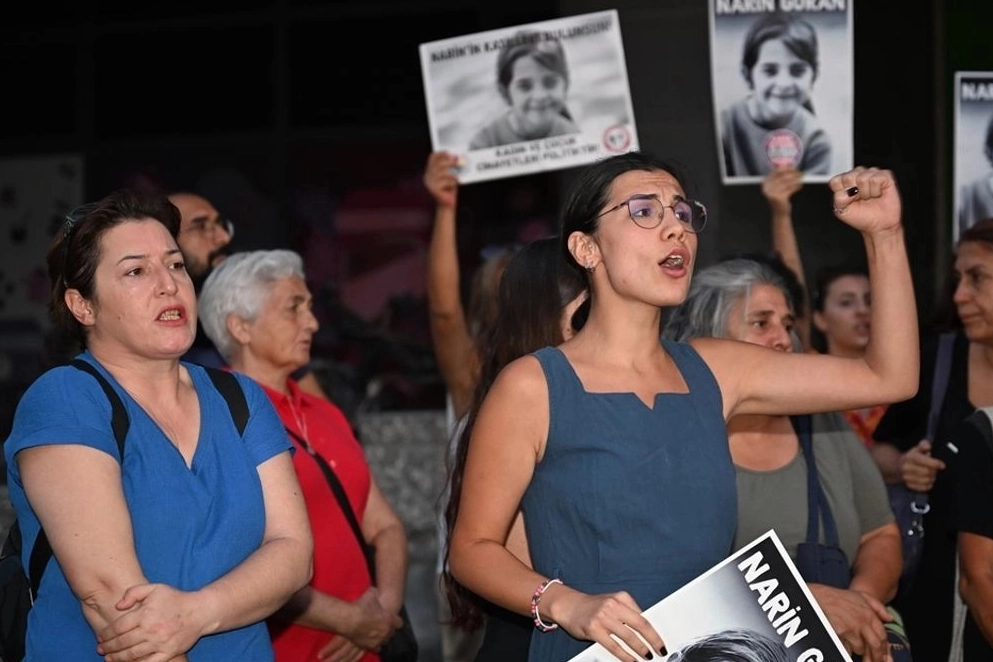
top-left (193, 217), bottom-right (234, 239)
top-left (626, 197), bottom-right (705, 232)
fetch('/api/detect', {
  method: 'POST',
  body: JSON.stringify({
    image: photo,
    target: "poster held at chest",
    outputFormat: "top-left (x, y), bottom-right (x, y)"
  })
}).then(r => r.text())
top-left (419, 10), bottom-right (639, 185)
top-left (568, 530), bottom-right (852, 662)
top-left (709, 0), bottom-right (854, 185)
top-left (953, 71), bottom-right (993, 243)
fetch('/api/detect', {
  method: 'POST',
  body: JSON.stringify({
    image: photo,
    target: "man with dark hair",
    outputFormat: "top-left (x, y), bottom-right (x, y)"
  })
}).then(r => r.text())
top-left (168, 192), bottom-right (234, 368)
top-left (170, 192), bottom-right (233, 288)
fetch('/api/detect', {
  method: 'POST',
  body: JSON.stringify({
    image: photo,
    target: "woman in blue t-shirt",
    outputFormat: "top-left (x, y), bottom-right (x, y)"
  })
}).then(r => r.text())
top-left (4, 189), bottom-right (313, 660)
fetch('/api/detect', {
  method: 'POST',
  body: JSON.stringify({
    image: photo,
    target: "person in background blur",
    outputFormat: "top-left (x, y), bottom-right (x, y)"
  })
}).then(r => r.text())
top-left (443, 237), bottom-right (587, 662)
top-left (874, 218), bottom-right (993, 661)
top-left (199, 249), bottom-right (410, 661)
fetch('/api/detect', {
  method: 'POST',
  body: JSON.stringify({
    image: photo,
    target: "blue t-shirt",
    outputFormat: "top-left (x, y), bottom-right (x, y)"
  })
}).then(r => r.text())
top-left (4, 352), bottom-right (291, 661)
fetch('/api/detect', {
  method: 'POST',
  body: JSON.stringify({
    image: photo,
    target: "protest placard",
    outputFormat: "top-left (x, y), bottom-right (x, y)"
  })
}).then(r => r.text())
top-left (419, 10), bottom-right (638, 184)
top-left (569, 530), bottom-right (852, 662)
top-left (709, 0), bottom-right (854, 185)
top-left (953, 70), bottom-right (993, 242)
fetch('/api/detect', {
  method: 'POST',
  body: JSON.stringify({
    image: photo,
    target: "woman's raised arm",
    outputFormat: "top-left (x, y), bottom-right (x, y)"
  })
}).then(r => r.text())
top-left (699, 167), bottom-right (919, 418)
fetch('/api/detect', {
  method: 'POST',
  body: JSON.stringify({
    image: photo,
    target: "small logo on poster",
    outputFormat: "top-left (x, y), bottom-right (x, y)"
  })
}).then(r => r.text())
top-left (602, 124), bottom-right (632, 153)
top-left (764, 129), bottom-right (804, 169)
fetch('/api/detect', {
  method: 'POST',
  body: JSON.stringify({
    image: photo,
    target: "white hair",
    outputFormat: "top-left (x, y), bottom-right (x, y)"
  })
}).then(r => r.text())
top-left (197, 249), bottom-right (306, 362)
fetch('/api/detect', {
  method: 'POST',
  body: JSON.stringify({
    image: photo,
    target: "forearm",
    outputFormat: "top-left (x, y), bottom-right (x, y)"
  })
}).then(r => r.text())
top-left (427, 204), bottom-right (460, 316)
top-left (770, 206), bottom-right (805, 288)
top-left (862, 227), bottom-right (919, 402)
top-left (449, 539), bottom-right (545, 618)
top-left (771, 206), bottom-right (811, 349)
top-left (426, 203), bottom-right (476, 415)
top-left (849, 525), bottom-right (901, 603)
top-left (194, 536), bottom-right (312, 636)
top-left (370, 522), bottom-right (409, 613)
top-left (961, 573), bottom-right (993, 646)
top-left (869, 443), bottom-right (904, 484)
top-left (273, 585), bottom-right (358, 632)
top-left (959, 533), bottom-right (993, 646)
top-left (76, 565), bottom-right (148, 634)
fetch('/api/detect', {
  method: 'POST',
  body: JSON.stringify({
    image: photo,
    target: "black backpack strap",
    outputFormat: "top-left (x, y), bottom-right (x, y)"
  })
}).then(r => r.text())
top-left (23, 360), bottom-right (133, 598)
top-left (22, 363), bottom-right (246, 599)
top-left (203, 367), bottom-right (249, 436)
top-left (69, 359), bottom-right (128, 458)
top-left (908, 332), bottom-right (958, 517)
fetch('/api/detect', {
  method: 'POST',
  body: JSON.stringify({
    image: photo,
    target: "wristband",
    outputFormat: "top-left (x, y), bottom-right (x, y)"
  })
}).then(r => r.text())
top-left (531, 578), bottom-right (563, 632)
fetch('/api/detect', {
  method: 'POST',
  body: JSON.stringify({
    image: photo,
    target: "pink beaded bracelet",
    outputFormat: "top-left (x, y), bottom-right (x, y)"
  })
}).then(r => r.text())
top-left (530, 577), bottom-right (563, 631)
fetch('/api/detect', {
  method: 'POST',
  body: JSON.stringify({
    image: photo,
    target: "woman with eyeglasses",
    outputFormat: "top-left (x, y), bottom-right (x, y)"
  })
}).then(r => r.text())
top-left (447, 151), bottom-right (917, 662)
top-left (3, 189), bottom-right (313, 660)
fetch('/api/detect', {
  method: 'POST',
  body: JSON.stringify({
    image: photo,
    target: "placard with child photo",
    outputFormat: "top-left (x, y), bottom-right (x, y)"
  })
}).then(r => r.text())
top-left (709, 0), bottom-right (854, 185)
top-left (419, 10), bottom-right (639, 184)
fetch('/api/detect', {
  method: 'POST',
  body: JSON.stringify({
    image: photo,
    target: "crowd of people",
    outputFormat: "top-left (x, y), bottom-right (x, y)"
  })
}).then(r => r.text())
top-left (3, 141), bottom-right (992, 662)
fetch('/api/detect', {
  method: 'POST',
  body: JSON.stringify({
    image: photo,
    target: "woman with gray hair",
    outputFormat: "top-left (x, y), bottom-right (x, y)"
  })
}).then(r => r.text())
top-left (664, 257), bottom-right (800, 350)
top-left (663, 256), bottom-right (902, 662)
top-left (199, 249), bottom-right (410, 662)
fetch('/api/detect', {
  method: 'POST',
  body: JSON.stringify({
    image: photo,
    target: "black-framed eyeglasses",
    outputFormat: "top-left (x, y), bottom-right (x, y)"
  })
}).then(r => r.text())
top-left (183, 216), bottom-right (234, 240)
top-left (597, 194), bottom-right (708, 233)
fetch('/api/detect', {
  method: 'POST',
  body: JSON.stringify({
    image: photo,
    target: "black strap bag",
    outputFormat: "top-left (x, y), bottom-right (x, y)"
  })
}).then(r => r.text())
top-left (286, 428), bottom-right (418, 662)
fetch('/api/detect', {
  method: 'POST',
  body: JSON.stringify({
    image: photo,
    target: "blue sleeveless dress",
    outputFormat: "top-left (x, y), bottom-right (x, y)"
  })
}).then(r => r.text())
top-left (521, 340), bottom-right (736, 661)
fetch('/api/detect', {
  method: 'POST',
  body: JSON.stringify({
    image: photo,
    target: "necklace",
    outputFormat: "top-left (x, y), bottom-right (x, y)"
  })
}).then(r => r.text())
top-left (286, 397), bottom-right (310, 443)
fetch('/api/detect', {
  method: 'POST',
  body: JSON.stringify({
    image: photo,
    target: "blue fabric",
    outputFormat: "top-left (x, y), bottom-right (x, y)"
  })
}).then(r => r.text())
top-left (4, 351), bottom-right (291, 661)
top-left (521, 340), bottom-right (735, 662)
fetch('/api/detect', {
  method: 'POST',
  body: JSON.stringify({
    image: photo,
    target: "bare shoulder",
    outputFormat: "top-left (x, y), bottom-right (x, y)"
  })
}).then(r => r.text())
top-left (489, 353), bottom-right (548, 400)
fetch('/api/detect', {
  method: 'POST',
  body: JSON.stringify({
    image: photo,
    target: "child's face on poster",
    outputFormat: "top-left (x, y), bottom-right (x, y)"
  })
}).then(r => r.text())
top-left (747, 39), bottom-right (816, 125)
top-left (504, 54), bottom-right (568, 135)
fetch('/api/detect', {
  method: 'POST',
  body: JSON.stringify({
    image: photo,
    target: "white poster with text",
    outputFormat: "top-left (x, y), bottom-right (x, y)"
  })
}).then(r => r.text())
top-left (419, 10), bottom-right (639, 184)
top-left (569, 530), bottom-right (852, 662)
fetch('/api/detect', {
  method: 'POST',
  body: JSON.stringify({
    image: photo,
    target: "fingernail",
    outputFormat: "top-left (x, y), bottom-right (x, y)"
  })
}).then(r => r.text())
top-left (846, 186), bottom-right (859, 197)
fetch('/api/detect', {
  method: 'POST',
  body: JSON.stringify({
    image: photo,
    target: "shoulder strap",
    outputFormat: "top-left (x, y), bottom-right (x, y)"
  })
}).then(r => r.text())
top-left (793, 415), bottom-right (841, 548)
top-left (22, 360), bottom-right (134, 599)
top-left (283, 427), bottom-right (376, 578)
top-left (926, 332), bottom-right (957, 441)
top-left (910, 332), bottom-right (957, 516)
top-left (69, 359), bottom-right (128, 457)
top-left (203, 367), bottom-right (249, 436)
top-left (22, 362), bottom-right (248, 600)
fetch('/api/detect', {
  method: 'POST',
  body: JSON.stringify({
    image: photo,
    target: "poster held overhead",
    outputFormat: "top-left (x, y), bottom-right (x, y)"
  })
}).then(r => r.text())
top-left (709, 0), bottom-right (854, 185)
top-left (953, 71), bottom-right (993, 242)
top-left (419, 10), bottom-right (639, 184)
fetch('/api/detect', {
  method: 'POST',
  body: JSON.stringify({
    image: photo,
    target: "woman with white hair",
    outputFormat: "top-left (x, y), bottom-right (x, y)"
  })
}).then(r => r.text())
top-left (663, 256), bottom-right (901, 662)
top-left (198, 249), bottom-right (410, 662)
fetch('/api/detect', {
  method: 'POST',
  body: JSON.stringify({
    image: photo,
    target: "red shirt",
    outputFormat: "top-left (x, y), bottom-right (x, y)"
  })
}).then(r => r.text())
top-left (262, 378), bottom-right (379, 662)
